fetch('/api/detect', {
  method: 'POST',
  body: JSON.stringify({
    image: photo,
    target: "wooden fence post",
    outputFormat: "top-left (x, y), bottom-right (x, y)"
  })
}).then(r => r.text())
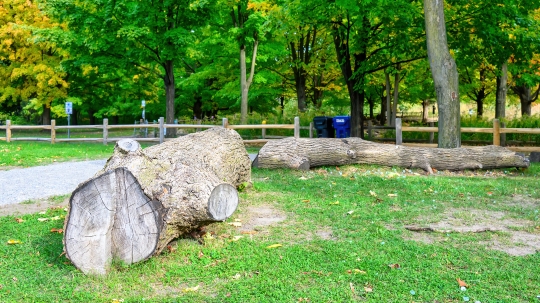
top-left (294, 116), bottom-right (300, 138)
top-left (51, 120), bottom-right (56, 144)
top-left (222, 118), bottom-right (229, 128)
top-left (261, 120), bottom-right (266, 139)
top-left (159, 117), bottom-right (164, 144)
top-left (309, 122), bottom-right (314, 138)
top-left (500, 121), bottom-right (506, 147)
top-left (429, 121), bottom-right (434, 144)
top-left (6, 120), bottom-right (11, 143)
top-left (395, 118), bottom-right (402, 145)
top-left (367, 120), bottom-right (373, 140)
top-left (493, 119), bottom-right (500, 146)
top-left (103, 118), bottom-right (108, 145)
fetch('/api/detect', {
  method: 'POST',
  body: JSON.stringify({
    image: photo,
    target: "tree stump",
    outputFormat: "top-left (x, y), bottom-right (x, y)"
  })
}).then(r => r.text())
top-left (64, 128), bottom-right (251, 275)
top-left (252, 137), bottom-right (530, 172)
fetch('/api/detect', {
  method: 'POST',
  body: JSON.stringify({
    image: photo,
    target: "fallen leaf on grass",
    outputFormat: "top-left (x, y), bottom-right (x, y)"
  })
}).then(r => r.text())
top-left (346, 210), bottom-right (354, 215)
top-left (369, 190), bottom-right (377, 197)
top-left (37, 218), bottom-right (49, 222)
top-left (50, 216), bottom-right (61, 221)
top-left (457, 278), bottom-right (468, 288)
top-left (167, 245), bottom-right (176, 253)
top-left (111, 300), bottom-right (124, 303)
top-left (228, 222), bottom-right (242, 227)
top-left (7, 239), bottom-right (22, 245)
top-left (301, 199), bottom-right (310, 203)
top-left (241, 230), bottom-right (257, 235)
top-left (182, 285), bottom-right (200, 293)
top-left (346, 269), bottom-right (366, 274)
top-left (266, 244), bottom-right (282, 249)
top-left (198, 251), bottom-right (205, 258)
top-left (14, 218), bottom-right (24, 223)
top-left (50, 228), bottom-right (63, 234)
top-left (299, 176), bottom-right (309, 180)
top-left (387, 194), bottom-right (398, 198)
top-left (349, 282), bottom-right (355, 294)
top-left (329, 201), bottom-right (339, 205)
top-left (12, 277), bottom-right (17, 282)
top-left (230, 236), bottom-right (243, 242)
top-left (38, 211), bottom-right (47, 215)
top-left (388, 263), bottom-right (400, 269)
top-left (364, 286), bottom-right (373, 293)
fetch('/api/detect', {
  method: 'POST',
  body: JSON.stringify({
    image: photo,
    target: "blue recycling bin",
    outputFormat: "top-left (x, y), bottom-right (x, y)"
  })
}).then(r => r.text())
top-left (332, 116), bottom-right (350, 138)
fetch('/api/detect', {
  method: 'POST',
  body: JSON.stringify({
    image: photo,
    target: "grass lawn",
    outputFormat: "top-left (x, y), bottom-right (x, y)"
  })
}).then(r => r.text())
top-left (1, 162), bottom-right (539, 302)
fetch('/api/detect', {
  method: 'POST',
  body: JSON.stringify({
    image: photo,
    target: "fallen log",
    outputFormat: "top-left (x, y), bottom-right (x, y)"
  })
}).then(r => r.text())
top-left (64, 128), bottom-right (251, 275)
top-left (252, 138), bottom-right (530, 172)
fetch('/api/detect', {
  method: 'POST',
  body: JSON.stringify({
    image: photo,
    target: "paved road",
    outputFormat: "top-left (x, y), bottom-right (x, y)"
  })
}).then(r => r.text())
top-left (0, 154), bottom-right (257, 206)
top-left (0, 160), bottom-right (107, 206)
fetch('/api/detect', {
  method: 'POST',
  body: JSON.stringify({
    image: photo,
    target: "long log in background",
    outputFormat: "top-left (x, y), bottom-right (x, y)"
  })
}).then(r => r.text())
top-left (253, 137), bottom-right (530, 172)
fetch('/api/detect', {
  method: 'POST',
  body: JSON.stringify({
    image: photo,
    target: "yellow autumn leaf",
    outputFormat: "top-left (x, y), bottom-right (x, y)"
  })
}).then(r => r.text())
top-left (387, 194), bottom-right (398, 197)
top-left (111, 299), bottom-right (124, 303)
top-left (329, 201), bottom-right (339, 205)
top-left (369, 190), bottom-right (377, 197)
top-left (266, 244), bottom-right (283, 249)
top-left (7, 239), bottom-right (22, 245)
top-left (228, 222), bottom-right (242, 227)
top-left (182, 285), bottom-right (200, 292)
top-left (37, 218), bottom-right (49, 222)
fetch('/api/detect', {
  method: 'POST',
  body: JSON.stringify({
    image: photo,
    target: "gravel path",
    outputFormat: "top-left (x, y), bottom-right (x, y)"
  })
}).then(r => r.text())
top-left (0, 160), bottom-right (107, 206)
top-left (0, 154), bottom-right (257, 206)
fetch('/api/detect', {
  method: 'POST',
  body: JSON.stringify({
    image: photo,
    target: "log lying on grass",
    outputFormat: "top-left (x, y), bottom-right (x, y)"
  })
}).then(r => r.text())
top-left (253, 137), bottom-right (530, 172)
top-left (64, 128), bottom-right (251, 275)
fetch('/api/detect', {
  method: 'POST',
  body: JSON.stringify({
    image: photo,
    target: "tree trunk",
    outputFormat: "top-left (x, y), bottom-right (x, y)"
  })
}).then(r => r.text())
top-left (379, 85), bottom-right (387, 125)
top-left (391, 67), bottom-right (400, 127)
top-left (164, 60), bottom-right (176, 137)
top-left (240, 40), bottom-right (258, 124)
top-left (64, 128), bottom-right (251, 275)
top-left (385, 73), bottom-right (392, 126)
top-left (512, 83), bottom-right (539, 117)
top-left (295, 74), bottom-right (307, 112)
top-left (252, 137), bottom-right (529, 173)
top-left (424, 0), bottom-right (461, 148)
top-left (42, 104), bottom-right (51, 126)
top-left (495, 62), bottom-right (508, 119)
top-left (193, 97), bottom-right (203, 120)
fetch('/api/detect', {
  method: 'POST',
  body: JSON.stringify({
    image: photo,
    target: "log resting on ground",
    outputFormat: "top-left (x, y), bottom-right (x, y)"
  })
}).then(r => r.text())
top-left (252, 137), bottom-right (530, 172)
top-left (64, 128), bottom-right (251, 275)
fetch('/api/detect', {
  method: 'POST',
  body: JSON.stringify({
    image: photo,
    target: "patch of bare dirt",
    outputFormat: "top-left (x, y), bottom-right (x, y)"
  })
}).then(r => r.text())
top-left (238, 205), bottom-right (287, 232)
top-left (403, 208), bottom-right (540, 256)
top-left (0, 197), bottom-right (69, 217)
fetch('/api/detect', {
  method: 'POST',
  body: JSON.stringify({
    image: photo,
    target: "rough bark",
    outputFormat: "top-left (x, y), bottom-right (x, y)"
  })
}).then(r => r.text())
top-left (385, 73), bottom-right (392, 125)
top-left (64, 128), bottom-right (251, 275)
top-left (252, 137), bottom-right (529, 173)
top-left (495, 62), bottom-right (508, 119)
top-left (512, 83), bottom-right (539, 117)
top-left (424, 0), bottom-right (461, 148)
top-left (164, 60), bottom-right (176, 137)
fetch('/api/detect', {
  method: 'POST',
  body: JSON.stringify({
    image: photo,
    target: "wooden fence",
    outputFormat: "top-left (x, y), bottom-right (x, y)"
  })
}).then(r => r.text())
top-left (368, 118), bottom-right (540, 152)
top-left (0, 117), bottom-right (303, 145)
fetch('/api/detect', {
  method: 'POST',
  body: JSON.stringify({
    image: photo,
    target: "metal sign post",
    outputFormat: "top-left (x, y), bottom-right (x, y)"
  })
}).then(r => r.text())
top-left (65, 102), bottom-right (73, 138)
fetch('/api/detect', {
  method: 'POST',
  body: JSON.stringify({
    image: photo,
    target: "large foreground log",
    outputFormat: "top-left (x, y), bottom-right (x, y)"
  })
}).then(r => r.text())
top-left (253, 138), bottom-right (530, 172)
top-left (64, 128), bottom-right (251, 275)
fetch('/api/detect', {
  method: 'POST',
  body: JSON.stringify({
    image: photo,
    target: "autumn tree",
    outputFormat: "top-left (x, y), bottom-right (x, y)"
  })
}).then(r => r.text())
top-left (0, 0), bottom-right (68, 124)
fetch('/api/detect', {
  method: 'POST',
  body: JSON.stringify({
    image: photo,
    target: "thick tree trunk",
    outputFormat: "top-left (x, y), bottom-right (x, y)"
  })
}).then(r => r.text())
top-left (164, 60), bottom-right (176, 137)
top-left (385, 73), bottom-right (392, 126)
top-left (64, 128), bottom-right (251, 275)
top-left (253, 137), bottom-right (529, 172)
top-left (42, 105), bottom-right (51, 126)
top-left (495, 62), bottom-right (508, 119)
top-left (424, 0), bottom-right (461, 148)
top-left (512, 84), bottom-right (539, 117)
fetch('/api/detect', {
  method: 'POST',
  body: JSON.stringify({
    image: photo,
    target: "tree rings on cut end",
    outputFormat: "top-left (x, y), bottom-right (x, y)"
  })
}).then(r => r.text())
top-left (117, 139), bottom-right (141, 153)
top-left (207, 183), bottom-right (238, 221)
top-left (64, 168), bottom-right (160, 275)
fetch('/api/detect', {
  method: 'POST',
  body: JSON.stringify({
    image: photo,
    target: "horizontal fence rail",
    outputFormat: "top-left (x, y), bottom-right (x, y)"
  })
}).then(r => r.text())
top-left (0, 117), bottom-right (303, 145)
top-left (368, 118), bottom-right (540, 152)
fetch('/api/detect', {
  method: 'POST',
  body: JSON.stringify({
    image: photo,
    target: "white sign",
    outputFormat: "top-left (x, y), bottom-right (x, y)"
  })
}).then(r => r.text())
top-left (336, 119), bottom-right (345, 123)
top-left (141, 100), bottom-right (146, 107)
top-left (65, 102), bottom-right (73, 115)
